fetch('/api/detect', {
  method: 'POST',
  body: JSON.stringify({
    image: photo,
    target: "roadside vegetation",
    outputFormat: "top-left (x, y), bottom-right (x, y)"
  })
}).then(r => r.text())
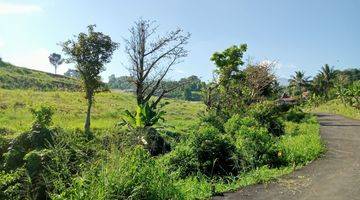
top-left (0, 19), bottom-right (329, 200)
top-left (287, 64), bottom-right (360, 119)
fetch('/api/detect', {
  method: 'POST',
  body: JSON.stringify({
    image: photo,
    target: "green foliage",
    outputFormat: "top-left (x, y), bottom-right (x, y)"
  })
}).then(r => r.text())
top-left (108, 75), bottom-right (205, 101)
top-left (337, 80), bottom-right (360, 109)
top-left (208, 44), bottom-right (248, 113)
top-left (192, 125), bottom-right (239, 176)
top-left (310, 99), bottom-right (360, 120)
top-left (288, 71), bottom-right (310, 96)
top-left (30, 106), bottom-right (54, 128)
top-left (284, 107), bottom-right (307, 123)
top-left (24, 149), bottom-right (53, 199)
top-left (121, 102), bottom-right (166, 128)
top-left (233, 124), bottom-right (275, 169)
top-left (164, 125), bottom-right (239, 178)
top-left (61, 24), bottom-right (118, 134)
top-left (199, 110), bottom-right (228, 132)
top-left (53, 147), bottom-right (184, 200)
top-left (224, 115), bottom-right (258, 136)
top-left (247, 101), bottom-right (285, 136)
top-left (278, 119), bottom-right (324, 165)
top-left (162, 144), bottom-right (199, 178)
top-left (0, 168), bottom-right (28, 200)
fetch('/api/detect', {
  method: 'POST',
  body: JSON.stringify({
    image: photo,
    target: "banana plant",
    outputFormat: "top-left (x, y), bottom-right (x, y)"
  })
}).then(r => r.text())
top-left (120, 102), bottom-right (167, 129)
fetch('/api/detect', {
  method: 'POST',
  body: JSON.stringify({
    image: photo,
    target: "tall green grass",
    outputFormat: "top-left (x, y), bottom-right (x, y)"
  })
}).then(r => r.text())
top-left (310, 99), bottom-right (360, 120)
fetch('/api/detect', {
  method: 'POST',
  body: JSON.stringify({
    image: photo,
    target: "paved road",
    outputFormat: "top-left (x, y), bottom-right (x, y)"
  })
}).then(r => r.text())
top-left (214, 113), bottom-right (360, 200)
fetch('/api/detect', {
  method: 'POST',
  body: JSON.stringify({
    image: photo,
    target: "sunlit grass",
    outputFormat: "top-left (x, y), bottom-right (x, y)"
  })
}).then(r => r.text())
top-left (0, 89), bottom-right (204, 135)
top-left (310, 99), bottom-right (360, 120)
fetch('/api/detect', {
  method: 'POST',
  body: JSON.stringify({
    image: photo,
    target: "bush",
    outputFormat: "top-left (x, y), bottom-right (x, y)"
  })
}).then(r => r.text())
top-left (162, 144), bottom-right (199, 178)
top-left (248, 101), bottom-right (285, 136)
top-left (30, 106), bottom-right (54, 128)
top-left (52, 147), bottom-right (184, 200)
top-left (284, 107), bottom-right (306, 123)
top-left (224, 115), bottom-right (258, 136)
top-left (199, 110), bottom-right (228, 132)
top-left (192, 125), bottom-right (239, 176)
top-left (0, 168), bottom-right (28, 200)
top-left (24, 149), bottom-right (53, 200)
top-left (234, 125), bottom-right (276, 169)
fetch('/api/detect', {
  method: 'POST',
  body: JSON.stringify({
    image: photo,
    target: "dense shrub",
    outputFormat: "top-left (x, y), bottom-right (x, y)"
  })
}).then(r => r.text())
top-left (234, 125), bottom-right (276, 169)
top-left (198, 110), bottom-right (228, 132)
top-left (338, 80), bottom-right (360, 109)
top-left (0, 136), bottom-right (10, 165)
top-left (162, 144), bottom-right (199, 178)
top-left (0, 168), bottom-right (28, 200)
top-left (284, 107), bottom-right (307, 123)
top-left (164, 125), bottom-right (240, 178)
top-left (224, 115), bottom-right (258, 136)
top-left (192, 125), bottom-right (239, 176)
top-left (248, 101), bottom-right (285, 136)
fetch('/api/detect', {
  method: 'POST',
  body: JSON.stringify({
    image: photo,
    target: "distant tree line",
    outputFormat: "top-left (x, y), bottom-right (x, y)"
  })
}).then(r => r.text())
top-left (108, 74), bottom-right (206, 101)
top-left (288, 65), bottom-right (360, 109)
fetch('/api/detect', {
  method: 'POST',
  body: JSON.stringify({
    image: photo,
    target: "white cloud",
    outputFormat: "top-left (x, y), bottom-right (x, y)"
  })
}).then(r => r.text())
top-left (175, 69), bottom-right (185, 74)
top-left (5, 48), bottom-right (70, 74)
top-left (0, 3), bottom-right (42, 15)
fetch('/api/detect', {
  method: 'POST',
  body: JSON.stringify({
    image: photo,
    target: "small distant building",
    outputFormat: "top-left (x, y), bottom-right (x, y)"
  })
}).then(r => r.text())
top-left (278, 92), bottom-right (297, 105)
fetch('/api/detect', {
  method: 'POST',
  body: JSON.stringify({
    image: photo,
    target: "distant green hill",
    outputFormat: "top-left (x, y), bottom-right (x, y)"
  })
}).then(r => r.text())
top-left (0, 60), bottom-right (80, 91)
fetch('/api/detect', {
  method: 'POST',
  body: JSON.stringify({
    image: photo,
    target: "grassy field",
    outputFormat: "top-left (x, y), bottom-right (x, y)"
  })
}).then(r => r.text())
top-left (0, 60), bottom-right (80, 91)
top-left (310, 99), bottom-right (360, 120)
top-left (0, 89), bottom-right (204, 135)
top-left (0, 88), bottom-right (324, 199)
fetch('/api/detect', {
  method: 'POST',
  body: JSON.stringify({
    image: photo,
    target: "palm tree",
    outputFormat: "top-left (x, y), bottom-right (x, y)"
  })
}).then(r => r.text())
top-left (289, 71), bottom-right (310, 96)
top-left (312, 64), bottom-right (336, 98)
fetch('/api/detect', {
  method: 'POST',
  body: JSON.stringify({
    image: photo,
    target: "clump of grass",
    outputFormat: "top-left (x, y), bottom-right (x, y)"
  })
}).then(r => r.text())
top-left (278, 118), bottom-right (325, 166)
top-left (50, 146), bottom-right (184, 200)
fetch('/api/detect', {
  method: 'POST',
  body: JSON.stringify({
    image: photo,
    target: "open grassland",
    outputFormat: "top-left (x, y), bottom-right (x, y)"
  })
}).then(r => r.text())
top-left (0, 61), bottom-right (80, 91)
top-left (0, 89), bottom-right (204, 136)
top-left (310, 99), bottom-right (360, 120)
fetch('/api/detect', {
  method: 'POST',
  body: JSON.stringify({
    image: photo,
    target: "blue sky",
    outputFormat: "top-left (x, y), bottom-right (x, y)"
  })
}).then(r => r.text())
top-left (0, 0), bottom-right (359, 81)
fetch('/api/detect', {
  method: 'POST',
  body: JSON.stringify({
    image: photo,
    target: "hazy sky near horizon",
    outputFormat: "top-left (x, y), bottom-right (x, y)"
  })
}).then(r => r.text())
top-left (0, 0), bottom-right (359, 81)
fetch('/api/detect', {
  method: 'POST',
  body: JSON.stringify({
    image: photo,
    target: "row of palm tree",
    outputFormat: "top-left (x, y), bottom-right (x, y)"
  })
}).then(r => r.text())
top-left (288, 64), bottom-right (336, 98)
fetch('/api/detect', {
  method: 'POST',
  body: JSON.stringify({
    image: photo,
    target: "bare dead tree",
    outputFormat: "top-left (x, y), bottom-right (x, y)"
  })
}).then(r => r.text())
top-left (244, 60), bottom-right (277, 99)
top-left (125, 19), bottom-right (190, 108)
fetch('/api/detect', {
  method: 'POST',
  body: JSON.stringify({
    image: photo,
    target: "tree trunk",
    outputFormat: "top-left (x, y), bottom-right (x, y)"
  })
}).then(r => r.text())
top-left (84, 92), bottom-right (93, 135)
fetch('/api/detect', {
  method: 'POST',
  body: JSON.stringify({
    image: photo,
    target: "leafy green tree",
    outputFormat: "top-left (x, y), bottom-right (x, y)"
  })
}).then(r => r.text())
top-left (61, 25), bottom-right (118, 135)
top-left (208, 44), bottom-right (248, 113)
top-left (288, 71), bottom-right (310, 96)
top-left (48, 53), bottom-right (64, 74)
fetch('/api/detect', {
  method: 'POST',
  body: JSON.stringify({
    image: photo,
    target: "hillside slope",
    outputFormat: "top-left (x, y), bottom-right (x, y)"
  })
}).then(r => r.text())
top-left (0, 60), bottom-right (80, 91)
